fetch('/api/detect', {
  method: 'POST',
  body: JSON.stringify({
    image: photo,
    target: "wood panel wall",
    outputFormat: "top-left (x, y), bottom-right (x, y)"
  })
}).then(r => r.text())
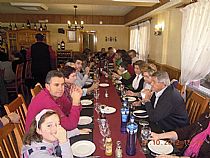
top-left (0, 14), bottom-right (125, 25)
top-left (148, 59), bottom-right (181, 80)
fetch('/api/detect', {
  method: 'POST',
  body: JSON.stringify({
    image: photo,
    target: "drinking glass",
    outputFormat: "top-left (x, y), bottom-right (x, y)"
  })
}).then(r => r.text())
top-left (94, 89), bottom-right (100, 100)
top-left (140, 125), bottom-right (151, 154)
top-left (98, 119), bottom-right (111, 149)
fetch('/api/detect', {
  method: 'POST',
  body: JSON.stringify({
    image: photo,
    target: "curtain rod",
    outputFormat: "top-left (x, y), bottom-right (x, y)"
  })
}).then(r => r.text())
top-left (129, 17), bottom-right (152, 27)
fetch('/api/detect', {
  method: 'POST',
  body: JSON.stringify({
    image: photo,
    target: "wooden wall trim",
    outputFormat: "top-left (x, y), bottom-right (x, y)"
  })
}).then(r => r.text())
top-left (124, 0), bottom-right (170, 24)
top-left (0, 14), bottom-right (125, 25)
top-left (148, 59), bottom-right (181, 80)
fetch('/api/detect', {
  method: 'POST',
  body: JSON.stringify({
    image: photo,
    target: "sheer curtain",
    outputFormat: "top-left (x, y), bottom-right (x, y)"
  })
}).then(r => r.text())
top-left (130, 25), bottom-right (139, 53)
top-left (129, 21), bottom-right (150, 61)
top-left (181, 0), bottom-right (210, 84)
top-left (138, 21), bottom-right (150, 61)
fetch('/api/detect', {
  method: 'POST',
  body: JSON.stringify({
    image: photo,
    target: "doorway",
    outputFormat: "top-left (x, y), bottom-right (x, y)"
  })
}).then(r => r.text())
top-left (80, 31), bottom-right (97, 52)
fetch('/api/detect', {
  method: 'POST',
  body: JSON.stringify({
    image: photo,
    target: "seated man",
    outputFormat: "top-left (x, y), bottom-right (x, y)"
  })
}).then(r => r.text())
top-left (141, 71), bottom-right (189, 132)
top-left (25, 70), bottom-right (82, 132)
top-left (60, 66), bottom-right (98, 96)
top-left (73, 55), bottom-right (93, 88)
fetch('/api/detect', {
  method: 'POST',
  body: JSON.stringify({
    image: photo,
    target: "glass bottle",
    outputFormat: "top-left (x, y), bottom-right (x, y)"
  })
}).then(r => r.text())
top-left (100, 105), bottom-right (106, 119)
top-left (57, 42), bottom-right (61, 50)
top-left (39, 23), bottom-right (43, 31)
top-left (120, 100), bottom-right (129, 133)
top-left (115, 141), bottom-right (122, 158)
top-left (61, 40), bottom-right (65, 50)
top-left (126, 116), bottom-right (138, 156)
top-left (105, 137), bottom-right (112, 156)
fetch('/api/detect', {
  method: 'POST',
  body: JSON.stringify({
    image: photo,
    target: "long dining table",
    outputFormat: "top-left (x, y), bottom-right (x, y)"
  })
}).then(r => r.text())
top-left (71, 75), bottom-right (147, 158)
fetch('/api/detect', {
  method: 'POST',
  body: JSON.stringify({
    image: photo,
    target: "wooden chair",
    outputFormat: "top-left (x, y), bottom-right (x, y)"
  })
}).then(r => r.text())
top-left (171, 79), bottom-right (185, 97)
top-left (4, 94), bottom-right (27, 138)
top-left (0, 123), bottom-right (22, 158)
top-left (5, 63), bottom-right (24, 95)
top-left (186, 91), bottom-right (209, 124)
top-left (24, 60), bottom-right (32, 80)
top-left (30, 82), bottom-right (43, 98)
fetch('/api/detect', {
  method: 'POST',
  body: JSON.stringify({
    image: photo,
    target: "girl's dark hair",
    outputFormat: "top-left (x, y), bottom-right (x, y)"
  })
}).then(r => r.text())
top-left (23, 111), bottom-right (58, 145)
top-left (60, 66), bottom-right (76, 79)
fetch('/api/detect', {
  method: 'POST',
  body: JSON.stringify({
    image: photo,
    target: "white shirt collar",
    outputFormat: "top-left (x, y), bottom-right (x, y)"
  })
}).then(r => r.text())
top-left (155, 86), bottom-right (167, 98)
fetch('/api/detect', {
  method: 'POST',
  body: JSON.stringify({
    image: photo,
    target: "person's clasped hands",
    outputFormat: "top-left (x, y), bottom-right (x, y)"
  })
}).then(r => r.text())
top-left (70, 85), bottom-right (83, 105)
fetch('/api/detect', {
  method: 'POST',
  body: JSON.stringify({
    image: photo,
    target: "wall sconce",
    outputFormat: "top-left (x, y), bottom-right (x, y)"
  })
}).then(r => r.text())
top-left (154, 24), bottom-right (163, 36)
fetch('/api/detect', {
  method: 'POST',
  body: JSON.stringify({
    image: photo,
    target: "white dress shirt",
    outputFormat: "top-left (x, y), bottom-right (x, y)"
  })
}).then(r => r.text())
top-left (154, 86), bottom-right (167, 108)
top-left (132, 74), bottom-right (142, 90)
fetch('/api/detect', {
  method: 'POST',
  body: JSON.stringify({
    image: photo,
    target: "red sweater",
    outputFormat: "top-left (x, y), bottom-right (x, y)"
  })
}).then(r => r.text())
top-left (25, 89), bottom-right (81, 132)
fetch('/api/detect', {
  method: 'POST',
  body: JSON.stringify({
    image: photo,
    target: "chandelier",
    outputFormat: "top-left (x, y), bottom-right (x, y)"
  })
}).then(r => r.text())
top-left (67, 5), bottom-right (84, 31)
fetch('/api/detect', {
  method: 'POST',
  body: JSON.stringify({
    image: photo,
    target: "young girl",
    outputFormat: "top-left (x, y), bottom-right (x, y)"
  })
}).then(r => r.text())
top-left (22, 109), bottom-right (75, 158)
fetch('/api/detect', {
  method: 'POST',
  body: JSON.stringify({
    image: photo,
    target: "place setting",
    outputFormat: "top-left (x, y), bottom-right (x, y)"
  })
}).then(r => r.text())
top-left (81, 99), bottom-right (94, 108)
top-left (99, 83), bottom-right (109, 88)
top-left (133, 110), bottom-right (149, 119)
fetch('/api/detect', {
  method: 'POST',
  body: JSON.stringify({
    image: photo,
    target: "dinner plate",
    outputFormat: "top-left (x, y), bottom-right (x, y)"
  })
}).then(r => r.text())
top-left (81, 99), bottom-right (93, 106)
top-left (123, 96), bottom-right (136, 102)
top-left (104, 106), bottom-right (116, 114)
top-left (99, 83), bottom-right (110, 87)
top-left (78, 116), bottom-right (93, 125)
top-left (71, 140), bottom-right (96, 157)
top-left (148, 140), bottom-right (173, 155)
top-left (133, 110), bottom-right (148, 118)
top-left (90, 71), bottom-right (94, 74)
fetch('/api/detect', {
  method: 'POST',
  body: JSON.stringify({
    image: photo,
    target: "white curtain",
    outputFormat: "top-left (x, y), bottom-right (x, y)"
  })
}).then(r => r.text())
top-left (138, 21), bottom-right (150, 61)
top-left (181, 0), bottom-right (210, 84)
top-left (130, 25), bottom-right (139, 53)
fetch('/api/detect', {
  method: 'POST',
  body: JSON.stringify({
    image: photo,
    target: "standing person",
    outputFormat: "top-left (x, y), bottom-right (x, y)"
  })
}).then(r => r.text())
top-left (22, 109), bottom-right (74, 158)
top-left (25, 70), bottom-right (82, 132)
top-left (27, 33), bottom-right (56, 87)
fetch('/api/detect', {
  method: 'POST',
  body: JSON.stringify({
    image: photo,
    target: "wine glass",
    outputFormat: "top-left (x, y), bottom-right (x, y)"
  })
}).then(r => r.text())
top-left (94, 89), bottom-right (100, 100)
top-left (140, 125), bottom-right (151, 154)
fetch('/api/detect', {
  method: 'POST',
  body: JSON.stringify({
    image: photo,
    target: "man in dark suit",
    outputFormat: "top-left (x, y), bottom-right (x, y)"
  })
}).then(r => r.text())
top-left (142, 71), bottom-right (189, 132)
top-left (27, 33), bottom-right (56, 87)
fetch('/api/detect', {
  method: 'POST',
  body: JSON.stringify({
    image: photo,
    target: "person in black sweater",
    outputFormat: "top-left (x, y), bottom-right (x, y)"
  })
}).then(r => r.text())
top-left (26, 33), bottom-right (56, 87)
top-left (151, 112), bottom-right (210, 158)
top-left (141, 71), bottom-right (189, 132)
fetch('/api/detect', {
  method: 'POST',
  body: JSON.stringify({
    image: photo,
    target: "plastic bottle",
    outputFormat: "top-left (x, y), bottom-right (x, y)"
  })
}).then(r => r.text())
top-left (105, 137), bottom-right (112, 156)
top-left (115, 141), bottom-right (122, 158)
top-left (126, 116), bottom-right (138, 156)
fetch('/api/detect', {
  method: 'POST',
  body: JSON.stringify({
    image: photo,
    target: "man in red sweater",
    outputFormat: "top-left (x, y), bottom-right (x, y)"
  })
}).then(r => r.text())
top-left (25, 70), bottom-right (82, 132)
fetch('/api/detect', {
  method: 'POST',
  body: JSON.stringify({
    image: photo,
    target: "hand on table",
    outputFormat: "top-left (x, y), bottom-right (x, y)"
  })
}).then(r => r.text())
top-left (132, 100), bottom-right (142, 106)
top-left (79, 128), bottom-right (92, 135)
top-left (126, 90), bottom-right (138, 97)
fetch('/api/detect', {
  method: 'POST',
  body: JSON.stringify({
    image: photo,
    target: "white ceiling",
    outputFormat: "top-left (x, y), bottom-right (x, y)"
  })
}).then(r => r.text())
top-left (0, 0), bottom-right (160, 16)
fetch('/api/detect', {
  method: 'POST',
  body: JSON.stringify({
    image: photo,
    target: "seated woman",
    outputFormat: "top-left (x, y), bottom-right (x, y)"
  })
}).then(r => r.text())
top-left (151, 112), bottom-right (210, 158)
top-left (127, 63), bottom-right (157, 98)
top-left (22, 109), bottom-right (91, 158)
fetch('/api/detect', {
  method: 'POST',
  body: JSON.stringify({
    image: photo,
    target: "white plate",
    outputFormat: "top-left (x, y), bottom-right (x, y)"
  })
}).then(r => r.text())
top-left (104, 106), bottom-right (116, 114)
top-left (85, 81), bottom-right (92, 85)
top-left (90, 72), bottom-right (94, 74)
top-left (133, 110), bottom-right (148, 118)
top-left (148, 140), bottom-right (173, 155)
top-left (123, 96), bottom-right (136, 102)
top-left (71, 140), bottom-right (96, 157)
top-left (78, 116), bottom-right (93, 125)
top-left (81, 99), bottom-right (93, 106)
top-left (99, 83), bottom-right (109, 87)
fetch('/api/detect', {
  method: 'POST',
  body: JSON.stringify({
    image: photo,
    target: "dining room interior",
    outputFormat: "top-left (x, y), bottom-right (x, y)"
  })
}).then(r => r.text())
top-left (0, 0), bottom-right (210, 158)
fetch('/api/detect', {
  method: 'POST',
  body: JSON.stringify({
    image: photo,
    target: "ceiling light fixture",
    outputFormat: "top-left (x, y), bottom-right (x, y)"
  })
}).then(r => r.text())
top-left (10, 2), bottom-right (48, 11)
top-left (67, 5), bottom-right (84, 31)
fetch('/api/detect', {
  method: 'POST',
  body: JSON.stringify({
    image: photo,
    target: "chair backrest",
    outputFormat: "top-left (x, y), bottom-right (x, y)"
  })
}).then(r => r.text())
top-left (186, 91), bottom-right (209, 124)
top-left (0, 123), bottom-right (22, 158)
top-left (4, 94), bottom-right (27, 137)
top-left (0, 68), bottom-right (5, 79)
top-left (16, 63), bottom-right (24, 88)
top-left (176, 82), bottom-right (185, 96)
top-left (24, 60), bottom-right (32, 79)
top-left (31, 83), bottom-right (43, 98)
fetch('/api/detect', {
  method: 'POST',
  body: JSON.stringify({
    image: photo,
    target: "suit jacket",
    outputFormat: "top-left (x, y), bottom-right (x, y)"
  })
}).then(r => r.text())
top-left (121, 74), bottom-right (144, 92)
top-left (145, 85), bottom-right (189, 132)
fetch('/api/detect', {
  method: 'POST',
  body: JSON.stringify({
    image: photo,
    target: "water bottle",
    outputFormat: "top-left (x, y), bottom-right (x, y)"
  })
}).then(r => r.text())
top-left (126, 116), bottom-right (138, 156)
top-left (120, 100), bottom-right (129, 133)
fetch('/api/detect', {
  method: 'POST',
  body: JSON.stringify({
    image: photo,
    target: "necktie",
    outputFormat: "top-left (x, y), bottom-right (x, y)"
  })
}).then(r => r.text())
top-left (150, 94), bottom-right (156, 107)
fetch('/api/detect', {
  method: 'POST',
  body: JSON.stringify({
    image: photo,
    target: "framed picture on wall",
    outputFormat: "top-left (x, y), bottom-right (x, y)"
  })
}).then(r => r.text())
top-left (67, 30), bottom-right (77, 42)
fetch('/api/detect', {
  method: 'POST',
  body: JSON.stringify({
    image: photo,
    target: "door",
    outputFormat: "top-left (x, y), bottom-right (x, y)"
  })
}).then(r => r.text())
top-left (80, 31), bottom-right (97, 52)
